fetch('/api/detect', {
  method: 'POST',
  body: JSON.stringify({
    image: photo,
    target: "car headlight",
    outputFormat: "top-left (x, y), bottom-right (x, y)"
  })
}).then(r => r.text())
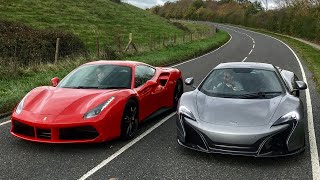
top-left (15, 94), bottom-right (29, 114)
top-left (84, 96), bottom-right (115, 119)
top-left (178, 106), bottom-right (196, 121)
top-left (272, 111), bottom-right (300, 126)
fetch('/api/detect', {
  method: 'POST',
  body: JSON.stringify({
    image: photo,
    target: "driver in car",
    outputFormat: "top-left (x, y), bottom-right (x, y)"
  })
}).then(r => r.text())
top-left (214, 70), bottom-right (243, 91)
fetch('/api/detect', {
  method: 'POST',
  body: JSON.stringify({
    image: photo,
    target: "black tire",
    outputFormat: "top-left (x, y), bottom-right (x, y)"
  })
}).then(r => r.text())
top-left (120, 100), bottom-right (139, 140)
top-left (173, 79), bottom-right (183, 110)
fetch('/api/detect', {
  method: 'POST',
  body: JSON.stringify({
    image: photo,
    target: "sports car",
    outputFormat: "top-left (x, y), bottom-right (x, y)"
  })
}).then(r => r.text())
top-left (11, 60), bottom-right (183, 143)
top-left (177, 62), bottom-right (307, 157)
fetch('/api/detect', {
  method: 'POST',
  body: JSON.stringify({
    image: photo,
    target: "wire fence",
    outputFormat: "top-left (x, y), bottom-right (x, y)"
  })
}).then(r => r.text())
top-left (0, 25), bottom-right (217, 78)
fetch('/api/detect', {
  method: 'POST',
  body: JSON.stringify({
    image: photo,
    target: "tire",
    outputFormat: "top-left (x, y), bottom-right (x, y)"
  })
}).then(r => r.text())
top-left (173, 79), bottom-right (183, 110)
top-left (120, 100), bottom-right (139, 140)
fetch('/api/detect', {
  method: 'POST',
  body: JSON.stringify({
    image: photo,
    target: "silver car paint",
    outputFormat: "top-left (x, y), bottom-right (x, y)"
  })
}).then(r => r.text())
top-left (177, 62), bottom-right (306, 155)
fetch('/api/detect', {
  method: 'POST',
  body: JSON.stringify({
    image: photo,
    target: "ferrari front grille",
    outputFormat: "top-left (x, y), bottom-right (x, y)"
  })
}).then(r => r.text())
top-left (36, 128), bottom-right (51, 139)
top-left (13, 120), bottom-right (35, 137)
top-left (59, 126), bottom-right (99, 140)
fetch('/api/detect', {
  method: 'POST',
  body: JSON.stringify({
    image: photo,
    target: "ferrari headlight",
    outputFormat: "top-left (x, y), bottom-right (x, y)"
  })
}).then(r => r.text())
top-left (272, 111), bottom-right (299, 126)
top-left (15, 94), bottom-right (29, 114)
top-left (178, 106), bottom-right (196, 121)
top-left (84, 96), bottom-right (115, 119)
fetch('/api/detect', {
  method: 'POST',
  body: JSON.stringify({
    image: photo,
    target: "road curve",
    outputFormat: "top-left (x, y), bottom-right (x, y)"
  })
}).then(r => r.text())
top-left (0, 23), bottom-right (319, 180)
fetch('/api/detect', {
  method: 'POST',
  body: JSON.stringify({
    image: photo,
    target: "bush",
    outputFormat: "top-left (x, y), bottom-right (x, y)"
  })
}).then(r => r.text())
top-left (0, 20), bottom-right (87, 66)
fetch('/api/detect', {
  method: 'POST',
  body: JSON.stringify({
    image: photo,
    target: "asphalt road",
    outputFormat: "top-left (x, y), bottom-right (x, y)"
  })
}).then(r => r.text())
top-left (0, 23), bottom-right (319, 180)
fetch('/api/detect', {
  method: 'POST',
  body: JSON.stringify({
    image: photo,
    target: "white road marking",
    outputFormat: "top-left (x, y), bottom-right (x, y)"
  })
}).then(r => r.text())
top-left (242, 57), bottom-right (248, 62)
top-left (172, 32), bottom-right (233, 67)
top-left (0, 120), bottom-right (10, 126)
top-left (223, 24), bottom-right (320, 180)
top-left (78, 113), bottom-right (176, 180)
top-left (78, 31), bottom-right (234, 180)
top-left (218, 25), bottom-right (255, 61)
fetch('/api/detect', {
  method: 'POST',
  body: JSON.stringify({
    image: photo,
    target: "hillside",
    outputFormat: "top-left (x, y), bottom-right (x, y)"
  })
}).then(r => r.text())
top-left (0, 0), bottom-right (185, 50)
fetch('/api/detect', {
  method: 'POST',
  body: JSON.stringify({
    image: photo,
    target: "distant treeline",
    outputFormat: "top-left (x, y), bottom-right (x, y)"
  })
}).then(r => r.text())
top-left (0, 20), bottom-right (86, 66)
top-left (149, 0), bottom-right (320, 42)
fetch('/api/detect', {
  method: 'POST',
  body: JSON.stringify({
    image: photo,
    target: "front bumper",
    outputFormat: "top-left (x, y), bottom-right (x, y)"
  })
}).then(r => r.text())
top-left (176, 115), bottom-right (305, 157)
top-left (10, 111), bottom-right (118, 143)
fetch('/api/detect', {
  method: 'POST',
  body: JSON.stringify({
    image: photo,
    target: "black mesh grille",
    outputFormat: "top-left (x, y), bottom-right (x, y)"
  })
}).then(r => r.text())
top-left (184, 121), bottom-right (207, 149)
top-left (259, 122), bottom-right (295, 155)
top-left (59, 126), bottom-right (99, 140)
top-left (13, 120), bottom-right (35, 137)
top-left (36, 128), bottom-right (51, 139)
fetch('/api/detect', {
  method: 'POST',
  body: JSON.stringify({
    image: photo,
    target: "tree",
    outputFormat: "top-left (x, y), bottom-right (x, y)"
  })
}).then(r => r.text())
top-left (192, 0), bottom-right (205, 9)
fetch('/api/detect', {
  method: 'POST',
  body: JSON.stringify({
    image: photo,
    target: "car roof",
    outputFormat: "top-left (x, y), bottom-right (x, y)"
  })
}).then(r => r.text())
top-left (215, 62), bottom-right (275, 71)
top-left (84, 60), bottom-right (151, 67)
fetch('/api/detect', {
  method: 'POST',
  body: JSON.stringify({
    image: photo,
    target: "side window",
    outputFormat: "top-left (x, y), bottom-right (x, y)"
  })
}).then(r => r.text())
top-left (135, 65), bottom-right (156, 88)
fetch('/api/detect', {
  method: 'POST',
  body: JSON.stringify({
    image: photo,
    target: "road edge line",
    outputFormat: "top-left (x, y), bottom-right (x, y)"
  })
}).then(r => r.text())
top-left (224, 24), bottom-right (320, 180)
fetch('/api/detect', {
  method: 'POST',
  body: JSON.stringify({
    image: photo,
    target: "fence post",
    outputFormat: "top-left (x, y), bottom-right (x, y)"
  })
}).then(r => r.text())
top-left (183, 33), bottom-right (185, 43)
top-left (124, 33), bottom-right (138, 52)
top-left (162, 34), bottom-right (165, 47)
top-left (149, 34), bottom-right (152, 50)
top-left (54, 38), bottom-right (60, 64)
top-left (96, 36), bottom-right (100, 58)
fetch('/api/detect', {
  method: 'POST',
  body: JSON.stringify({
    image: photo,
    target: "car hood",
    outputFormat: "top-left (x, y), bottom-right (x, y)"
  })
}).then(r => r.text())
top-left (23, 87), bottom-right (118, 116)
top-left (195, 91), bottom-right (284, 127)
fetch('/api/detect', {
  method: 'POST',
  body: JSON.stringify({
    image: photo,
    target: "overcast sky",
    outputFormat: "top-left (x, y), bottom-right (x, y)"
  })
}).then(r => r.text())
top-left (124, 0), bottom-right (177, 9)
top-left (124, 0), bottom-right (277, 10)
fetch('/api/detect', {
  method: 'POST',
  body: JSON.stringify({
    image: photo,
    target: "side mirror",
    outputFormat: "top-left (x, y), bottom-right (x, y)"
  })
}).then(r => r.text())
top-left (51, 77), bottom-right (60, 87)
top-left (295, 81), bottom-right (307, 90)
top-left (184, 77), bottom-right (194, 86)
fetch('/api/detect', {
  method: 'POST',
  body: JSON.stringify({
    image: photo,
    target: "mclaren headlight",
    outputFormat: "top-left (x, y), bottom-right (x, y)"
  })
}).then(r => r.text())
top-left (178, 106), bottom-right (196, 121)
top-left (84, 96), bottom-right (115, 119)
top-left (15, 94), bottom-right (29, 114)
top-left (272, 111), bottom-right (300, 126)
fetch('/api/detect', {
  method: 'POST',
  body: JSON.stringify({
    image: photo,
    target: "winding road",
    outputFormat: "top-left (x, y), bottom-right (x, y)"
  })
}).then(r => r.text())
top-left (1, 23), bottom-right (320, 180)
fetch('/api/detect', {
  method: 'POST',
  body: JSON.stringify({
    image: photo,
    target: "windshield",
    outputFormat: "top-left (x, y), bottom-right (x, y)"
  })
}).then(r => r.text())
top-left (58, 64), bottom-right (132, 89)
top-left (199, 68), bottom-right (284, 99)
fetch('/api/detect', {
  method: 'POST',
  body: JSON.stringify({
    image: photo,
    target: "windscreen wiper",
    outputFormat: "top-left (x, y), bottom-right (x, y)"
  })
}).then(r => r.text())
top-left (98, 86), bottom-right (128, 89)
top-left (62, 86), bottom-right (99, 89)
top-left (238, 91), bottom-right (283, 99)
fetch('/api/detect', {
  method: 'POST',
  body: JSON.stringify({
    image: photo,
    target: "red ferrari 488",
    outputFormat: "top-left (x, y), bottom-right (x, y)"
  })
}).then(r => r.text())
top-left (11, 60), bottom-right (183, 143)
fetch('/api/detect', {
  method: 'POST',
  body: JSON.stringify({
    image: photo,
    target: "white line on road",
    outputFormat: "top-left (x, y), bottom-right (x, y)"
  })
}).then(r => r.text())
top-left (217, 25), bottom-right (255, 62)
top-left (242, 57), bottom-right (248, 62)
top-left (79, 112), bottom-right (176, 180)
top-left (78, 31), bottom-right (234, 180)
top-left (0, 120), bottom-right (10, 126)
top-left (172, 32), bottom-right (233, 68)
top-left (224, 24), bottom-right (320, 180)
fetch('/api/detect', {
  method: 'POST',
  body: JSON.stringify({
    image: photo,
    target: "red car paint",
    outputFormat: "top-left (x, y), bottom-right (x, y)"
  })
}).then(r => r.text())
top-left (11, 60), bottom-right (182, 143)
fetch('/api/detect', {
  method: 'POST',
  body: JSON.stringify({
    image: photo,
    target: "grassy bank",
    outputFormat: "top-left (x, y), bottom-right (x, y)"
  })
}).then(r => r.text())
top-left (0, 0), bottom-right (185, 50)
top-left (0, 30), bottom-right (230, 114)
top-left (241, 27), bottom-right (320, 93)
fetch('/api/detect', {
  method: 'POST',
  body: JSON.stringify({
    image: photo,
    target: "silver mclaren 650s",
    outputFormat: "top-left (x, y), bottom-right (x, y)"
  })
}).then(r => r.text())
top-left (176, 62), bottom-right (307, 157)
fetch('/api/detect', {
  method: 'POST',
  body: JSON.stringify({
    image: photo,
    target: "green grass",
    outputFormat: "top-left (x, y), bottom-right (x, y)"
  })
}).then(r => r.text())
top-left (0, 30), bottom-right (230, 114)
top-left (0, 0), bottom-right (185, 50)
top-left (241, 27), bottom-right (320, 93)
top-left (126, 30), bottom-right (229, 66)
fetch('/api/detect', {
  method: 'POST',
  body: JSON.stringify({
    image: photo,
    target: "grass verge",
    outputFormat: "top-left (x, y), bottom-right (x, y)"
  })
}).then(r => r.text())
top-left (0, 30), bottom-right (230, 114)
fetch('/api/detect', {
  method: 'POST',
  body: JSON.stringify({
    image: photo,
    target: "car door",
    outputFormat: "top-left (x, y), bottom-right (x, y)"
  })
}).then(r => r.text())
top-left (134, 65), bottom-right (157, 120)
